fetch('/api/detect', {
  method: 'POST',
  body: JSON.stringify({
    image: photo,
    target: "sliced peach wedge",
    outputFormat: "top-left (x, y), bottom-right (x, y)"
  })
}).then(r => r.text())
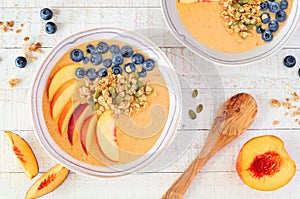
top-left (47, 64), bottom-right (80, 102)
top-left (96, 110), bottom-right (119, 162)
top-left (58, 100), bottom-right (80, 135)
top-left (4, 131), bottom-right (39, 179)
top-left (80, 114), bottom-right (97, 154)
top-left (26, 164), bottom-right (70, 199)
top-left (67, 103), bottom-right (94, 145)
top-left (236, 135), bottom-right (296, 191)
top-left (50, 79), bottom-right (76, 121)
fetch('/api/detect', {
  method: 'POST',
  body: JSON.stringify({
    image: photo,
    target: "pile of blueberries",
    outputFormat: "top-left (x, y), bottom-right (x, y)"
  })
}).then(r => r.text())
top-left (40, 8), bottom-right (57, 34)
top-left (72, 42), bottom-right (155, 81)
top-left (257, 0), bottom-right (288, 42)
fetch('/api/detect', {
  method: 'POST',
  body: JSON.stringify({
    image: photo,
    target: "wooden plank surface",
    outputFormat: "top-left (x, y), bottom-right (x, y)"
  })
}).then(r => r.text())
top-left (0, 0), bottom-right (300, 199)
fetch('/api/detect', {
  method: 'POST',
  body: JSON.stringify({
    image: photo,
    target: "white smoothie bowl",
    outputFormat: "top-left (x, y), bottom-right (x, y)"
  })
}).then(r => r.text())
top-left (31, 28), bottom-right (182, 177)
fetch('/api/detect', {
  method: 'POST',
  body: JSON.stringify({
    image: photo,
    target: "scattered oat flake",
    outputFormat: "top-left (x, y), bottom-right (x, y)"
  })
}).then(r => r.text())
top-left (273, 120), bottom-right (279, 125)
top-left (29, 56), bottom-right (37, 61)
top-left (270, 99), bottom-right (281, 107)
top-left (8, 78), bottom-right (20, 88)
top-left (29, 42), bottom-right (42, 52)
top-left (23, 36), bottom-right (30, 41)
top-left (16, 29), bottom-right (22, 33)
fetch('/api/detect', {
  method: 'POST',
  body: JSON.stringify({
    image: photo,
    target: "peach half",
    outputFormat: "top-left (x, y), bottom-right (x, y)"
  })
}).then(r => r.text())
top-left (236, 135), bottom-right (296, 191)
top-left (4, 131), bottom-right (39, 179)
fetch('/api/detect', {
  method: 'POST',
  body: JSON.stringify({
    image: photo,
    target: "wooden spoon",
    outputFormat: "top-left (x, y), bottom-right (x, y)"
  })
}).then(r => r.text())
top-left (162, 93), bottom-right (258, 199)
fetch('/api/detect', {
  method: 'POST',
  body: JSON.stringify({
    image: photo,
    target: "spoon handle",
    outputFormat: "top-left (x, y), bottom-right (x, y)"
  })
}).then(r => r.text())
top-left (161, 153), bottom-right (213, 199)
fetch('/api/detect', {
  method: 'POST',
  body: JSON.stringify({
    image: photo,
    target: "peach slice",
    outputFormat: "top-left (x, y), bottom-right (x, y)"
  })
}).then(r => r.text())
top-left (4, 131), bottom-right (39, 179)
top-left (96, 111), bottom-right (119, 162)
top-left (58, 100), bottom-right (80, 135)
top-left (50, 79), bottom-right (75, 121)
top-left (80, 114), bottom-right (97, 154)
top-left (26, 164), bottom-right (70, 199)
top-left (48, 64), bottom-right (80, 102)
top-left (236, 135), bottom-right (296, 191)
top-left (67, 103), bottom-right (93, 145)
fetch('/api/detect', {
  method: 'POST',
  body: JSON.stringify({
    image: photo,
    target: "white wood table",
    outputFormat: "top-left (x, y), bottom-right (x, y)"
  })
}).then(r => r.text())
top-left (1, 0), bottom-right (300, 198)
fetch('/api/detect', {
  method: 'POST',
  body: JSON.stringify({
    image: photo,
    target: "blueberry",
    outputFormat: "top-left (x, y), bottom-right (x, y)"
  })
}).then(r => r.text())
top-left (97, 68), bottom-right (108, 78)
top-left (96, 42), bottom-right (109, 54)
top-left (91, 52), bottom-right (103, 65)
top-left (262, 30), bottom-right (273, 42)
top-left (45, 22), bottom-right (57, 34)
top-left (269, 20), bottom-right (279, 32)
top-left (83, 57), bottom-right (89, 64)
top-left (269, 2), bottom-right (281, 13)
top-left (132, 53), bottom-right (144, 64)
top-left (143, 59), bottom-right (155, 71)
top-left (261, 12), bottom-right (271, 24)
top-left (124, 63), bottom-right (136, 74)
top-left (86, 68), bottom-right (97, 80)
top-left (110, 45), bottom-right (120, 54)
top-left (260, 1), bottom-right (269, 11)
top-left (139, 68), bottom-right (147, 78)
top-left (269, 0), bottom-right (275, 1)
top-left (256, 26), bottom-right (265, 34)
top-left (298, 68), bottom-right (300, 77)
top-left (75, 68), bottom-right (86, 78)
top-left (70, 49), bottom-right (84, 62)
top-left (276, 10), bottom-right (287, 22)
top-left (15, 56), bottom-right (27, 68)
top-left (112, 65), bottom-right (122, 75)
top-left (121, 45), bottom-right (134, 57)
top-left (280, 0), bottom-right (288, 10)
top-left (86, 44), bottom-right (95, 54)
top-left (40, 8), bottom-right (53, 20)
top-left (283, 55), bottom-right (296, 68)
top-left (103, 59), bottom-right (112, 68)
top-left (112, 53), bottom-right (124, 65)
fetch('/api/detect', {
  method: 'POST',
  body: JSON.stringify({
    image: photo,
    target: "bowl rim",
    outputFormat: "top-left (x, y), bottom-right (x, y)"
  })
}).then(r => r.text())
top-left (160, 0), bottom-right (300, 66)
top-left (31, 27), bottom-right (182, 178)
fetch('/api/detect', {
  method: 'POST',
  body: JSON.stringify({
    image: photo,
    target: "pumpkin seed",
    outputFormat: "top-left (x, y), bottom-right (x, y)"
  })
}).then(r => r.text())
top-left (247, 24), bottom-right (254, 30)
top-left (115, 95), bottom-right (122, 105)
top-left (196, 104), bottom-right (203, 113)
top-left (189, 110), bottom-right (197, 120)
top-left (137, 80), bottom-right (144, 88)
top-left (233, 3), bottom-right (241, 9)
top-left (94, 90), bottom-right (100, 98)
top-left (238, 0), bottom-right (249, 4)
top-left (93, 103), bottom-right (100, 111)
top-left (135, 92), bottom-right (142, 98)
top-left (88, 99), bottom-right (95, 106)
top-left (125, 94), bottom-right (131, 101)
top-left (236, 12), bottom-right (242, 18)
top-left (192, 89), bottom-right (198, 98)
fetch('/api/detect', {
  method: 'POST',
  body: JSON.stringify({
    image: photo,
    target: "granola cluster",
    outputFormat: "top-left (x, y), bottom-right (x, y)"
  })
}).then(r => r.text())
top-left (79, 71), bottom-right (153, 117)
top-left (0, 20), bottom-right (24, 33)
top-left (23, 42), bottom-right (42, 61)
top-left (8, 78), bottom-right (20, 88)
top-left (271, 92), bottom-right (300, 126)
top-left (220, 0), bottom-right (262, 39)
